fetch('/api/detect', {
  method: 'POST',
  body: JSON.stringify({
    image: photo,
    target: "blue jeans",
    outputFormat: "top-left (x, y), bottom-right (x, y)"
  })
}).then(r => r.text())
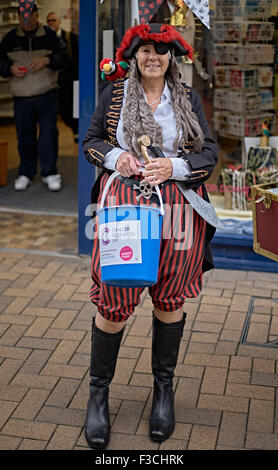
top-left (14, 89), bottom-right (59, 179)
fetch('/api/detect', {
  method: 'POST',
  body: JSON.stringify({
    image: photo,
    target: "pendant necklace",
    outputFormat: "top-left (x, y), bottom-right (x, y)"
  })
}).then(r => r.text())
top-left (147, 95), bottom-right (162, 106)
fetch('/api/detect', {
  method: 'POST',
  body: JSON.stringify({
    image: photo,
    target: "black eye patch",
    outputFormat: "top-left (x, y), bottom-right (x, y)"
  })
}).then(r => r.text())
top-left (154, 42), bottom-right (170, 55)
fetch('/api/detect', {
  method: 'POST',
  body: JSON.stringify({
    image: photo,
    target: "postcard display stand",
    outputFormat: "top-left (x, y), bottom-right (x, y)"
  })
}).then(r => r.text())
top-left (212, 0), bottom-right (275, 139)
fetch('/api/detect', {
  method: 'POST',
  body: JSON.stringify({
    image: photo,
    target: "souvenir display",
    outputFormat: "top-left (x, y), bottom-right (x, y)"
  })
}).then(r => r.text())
top-left (213, 21), bottom-right (274, 42)
top-left (213, 89), bottom-right (273, 113)
top-left (221, 166), bottom-right (255, 211)
top-left (245, 122), bottom-right (278, 172)
top-left (214, 0), bottom-right (272, 20)
top-left (213, 44), bottom-right (274, 64)
top-left (258, 67), bottom-right (274, 87)
top-left (245, 21), bottom-right (274, 41)
top-left (221, 122), bottom-right (278, 211)
top-left (212, 0), bottom-right (275, 142)
top-left (244, 0), bottom-right (272, 20)
top-left (252, 182), bottom-right (278, 262)
top-left (214, 112), bottom-right (274, 137)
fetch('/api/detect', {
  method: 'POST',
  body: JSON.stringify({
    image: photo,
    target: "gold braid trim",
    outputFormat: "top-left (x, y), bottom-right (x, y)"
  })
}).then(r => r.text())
top-left (87, 148), bottom-right (103, 164)
top-left (110, 104), bottom-right (122, 110)
top-left (107, 111), bottom-right (120, 118)
top-left (107, 119), bottom-right (119, 126)
top-left (106, 79), bottom-right (124, 147)
top-left (112, 96), bottom-right (124, 103)
top-left (189, 170), bottom-right (209, 181)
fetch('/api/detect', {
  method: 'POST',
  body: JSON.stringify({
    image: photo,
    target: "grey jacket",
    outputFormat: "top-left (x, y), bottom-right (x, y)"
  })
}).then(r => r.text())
top-left (0, 23), bottom-right (68, 97)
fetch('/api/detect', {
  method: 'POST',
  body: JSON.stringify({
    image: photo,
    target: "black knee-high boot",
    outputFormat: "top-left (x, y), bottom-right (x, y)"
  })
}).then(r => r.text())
top-left (85, 317), bottom-right (125, 449)
top-left (149, 312), bottom-right (186, 442)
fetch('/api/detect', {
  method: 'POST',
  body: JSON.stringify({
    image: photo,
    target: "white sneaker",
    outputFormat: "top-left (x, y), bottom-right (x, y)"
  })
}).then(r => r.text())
top-left (42, 174), bottom-right (62, 191)
top-left (14, 175), bottom-right (31, 191)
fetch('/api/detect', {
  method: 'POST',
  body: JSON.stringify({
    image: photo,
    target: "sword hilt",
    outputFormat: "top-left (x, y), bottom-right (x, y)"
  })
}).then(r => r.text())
top-left (138, 135), bottom-right (166, 160)
top-left (138, 135), bottom-right (152, 164)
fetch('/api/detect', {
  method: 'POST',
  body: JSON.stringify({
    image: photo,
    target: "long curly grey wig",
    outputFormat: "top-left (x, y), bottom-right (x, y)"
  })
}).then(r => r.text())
top-left (121, 56), bottom-right (204, 159)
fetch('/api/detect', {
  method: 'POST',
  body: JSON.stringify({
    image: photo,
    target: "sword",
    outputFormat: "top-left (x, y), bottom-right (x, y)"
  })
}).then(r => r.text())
top-left (139, 135), bottom-right (225, 230)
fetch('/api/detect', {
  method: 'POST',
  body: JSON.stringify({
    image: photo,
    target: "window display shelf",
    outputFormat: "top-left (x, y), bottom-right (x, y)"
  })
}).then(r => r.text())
top-left (213, 20), bottom-right (275, 42)
top-left (214, 111), bottom-right (275, 137)
top-left (214, 43), bottom-right (274, 64)
top-left (214, 89), bottom-right (274, 112)
top-left (212, 0), bottom-right (273, 21)
top-left (214, 65), bottom-right (273, 88)
top-left (211, 0), bottom-right (276, 215)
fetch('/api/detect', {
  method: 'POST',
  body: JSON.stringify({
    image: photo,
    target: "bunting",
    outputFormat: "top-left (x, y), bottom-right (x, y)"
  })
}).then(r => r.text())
top-left (138, 0), bottom-right (210, 30)
top-left (100, 0), bottom-right (210, 29)
top-left (183, 1), bottom-right (210, 29)
top-left (138, 0), bottom-right (164, 24)
top-left (18, 0), bottom-right (36, 24)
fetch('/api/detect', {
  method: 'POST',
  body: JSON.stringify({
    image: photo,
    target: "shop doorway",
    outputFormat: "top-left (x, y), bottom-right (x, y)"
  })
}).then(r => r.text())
top-left (0, 0), bottom-right (79, 215)
top-left (0, 0), bottom-right (131, 218)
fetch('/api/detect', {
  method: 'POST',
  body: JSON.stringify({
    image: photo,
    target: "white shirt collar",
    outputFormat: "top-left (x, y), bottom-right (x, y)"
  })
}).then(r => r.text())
top-left (161, 81), bottom-right (171, 103)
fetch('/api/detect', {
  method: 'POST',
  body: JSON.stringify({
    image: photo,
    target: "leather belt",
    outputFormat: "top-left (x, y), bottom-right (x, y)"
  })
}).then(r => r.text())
top-left (116, 174), bottom-right (172, 203)
top-left (116, 174), bottom-right (225, 230)
top-left (117, 174), bottom-right (172, 189)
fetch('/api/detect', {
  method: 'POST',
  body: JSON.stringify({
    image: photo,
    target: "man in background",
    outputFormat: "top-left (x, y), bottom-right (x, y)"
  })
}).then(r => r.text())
top-left (46, 11), bottom-right (79, 142)
top-left (0, 4), bottom-right (68, 191)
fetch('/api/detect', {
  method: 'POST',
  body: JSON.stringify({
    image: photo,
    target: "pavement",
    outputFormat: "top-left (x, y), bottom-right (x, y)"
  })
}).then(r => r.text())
top-left (1, 209), bottom-right (278, 451)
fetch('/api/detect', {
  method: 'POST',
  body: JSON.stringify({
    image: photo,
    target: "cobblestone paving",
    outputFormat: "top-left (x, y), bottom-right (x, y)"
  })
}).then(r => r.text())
top-left (0, 211), bottom-right (278, 450)
top-left (0, 211), bottom-right (78, 255)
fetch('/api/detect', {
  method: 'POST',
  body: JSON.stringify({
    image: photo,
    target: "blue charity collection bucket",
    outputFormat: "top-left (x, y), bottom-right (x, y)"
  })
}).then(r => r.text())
top-left (97, 171), bottom-right (164, 287)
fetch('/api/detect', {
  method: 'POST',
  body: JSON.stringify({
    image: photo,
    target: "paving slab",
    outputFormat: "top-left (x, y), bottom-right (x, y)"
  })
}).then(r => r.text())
top-left (0, 211), bottom-right (278, 450)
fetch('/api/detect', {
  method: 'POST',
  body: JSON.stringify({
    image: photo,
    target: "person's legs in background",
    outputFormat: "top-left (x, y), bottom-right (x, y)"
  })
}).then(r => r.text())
top-left (37, 89), bottom-right (61, 191)
top-left (13, 97), bottom-right (38, 190)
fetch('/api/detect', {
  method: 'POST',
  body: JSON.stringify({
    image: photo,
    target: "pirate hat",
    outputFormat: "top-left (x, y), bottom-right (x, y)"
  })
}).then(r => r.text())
top-left (116, 23), bottom-right (193, 62)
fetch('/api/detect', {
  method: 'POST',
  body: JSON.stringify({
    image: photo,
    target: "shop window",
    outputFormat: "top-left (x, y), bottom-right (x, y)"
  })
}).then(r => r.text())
top-left (139, 0), bottom-right (277, 216)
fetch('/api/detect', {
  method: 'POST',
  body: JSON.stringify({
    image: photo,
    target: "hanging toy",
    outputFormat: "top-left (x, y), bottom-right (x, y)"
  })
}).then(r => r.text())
top-left (100, 58), bottom-right (129, 82)
top-left (260, 121), bottom-right (270, 148)
top-left (170, 0), bottom-right (189, 27)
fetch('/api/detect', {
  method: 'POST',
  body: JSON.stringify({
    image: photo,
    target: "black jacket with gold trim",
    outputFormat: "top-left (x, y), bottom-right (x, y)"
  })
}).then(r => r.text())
top-left (82, 79), bottom-right (217, 272)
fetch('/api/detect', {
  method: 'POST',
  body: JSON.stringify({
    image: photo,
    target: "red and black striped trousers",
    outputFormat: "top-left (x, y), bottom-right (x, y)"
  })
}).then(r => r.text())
top-left (90, 172), bottom-right (206, 322)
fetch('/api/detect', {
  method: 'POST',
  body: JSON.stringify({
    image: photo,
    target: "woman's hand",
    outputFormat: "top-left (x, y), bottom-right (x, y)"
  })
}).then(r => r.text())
top-left (144, 158), bottom-right (173, 186)
top-left (116, 152), bottom-right (141, 177)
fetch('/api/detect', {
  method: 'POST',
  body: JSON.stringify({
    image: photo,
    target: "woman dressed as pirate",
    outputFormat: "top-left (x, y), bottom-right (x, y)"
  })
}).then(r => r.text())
top-left (82, 23), bottom-right (218, 449)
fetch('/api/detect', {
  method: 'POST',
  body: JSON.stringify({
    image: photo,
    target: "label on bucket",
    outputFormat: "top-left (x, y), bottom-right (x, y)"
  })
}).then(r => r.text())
top-left (99, 220), bottom-right (142, 266)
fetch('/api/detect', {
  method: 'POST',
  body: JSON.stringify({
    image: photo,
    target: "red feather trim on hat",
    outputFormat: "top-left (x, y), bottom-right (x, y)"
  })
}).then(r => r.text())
top-left (116, 24), bottom-right (193, 62)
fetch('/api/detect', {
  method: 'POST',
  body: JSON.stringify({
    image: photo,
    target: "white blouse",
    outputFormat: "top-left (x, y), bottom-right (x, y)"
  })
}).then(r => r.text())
top-left (103, 79), bottom-right (191, 181)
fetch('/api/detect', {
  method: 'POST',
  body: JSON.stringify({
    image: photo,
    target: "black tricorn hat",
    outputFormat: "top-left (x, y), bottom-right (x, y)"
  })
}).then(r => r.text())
top-left (116, 23), bottom-right (193, 62)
